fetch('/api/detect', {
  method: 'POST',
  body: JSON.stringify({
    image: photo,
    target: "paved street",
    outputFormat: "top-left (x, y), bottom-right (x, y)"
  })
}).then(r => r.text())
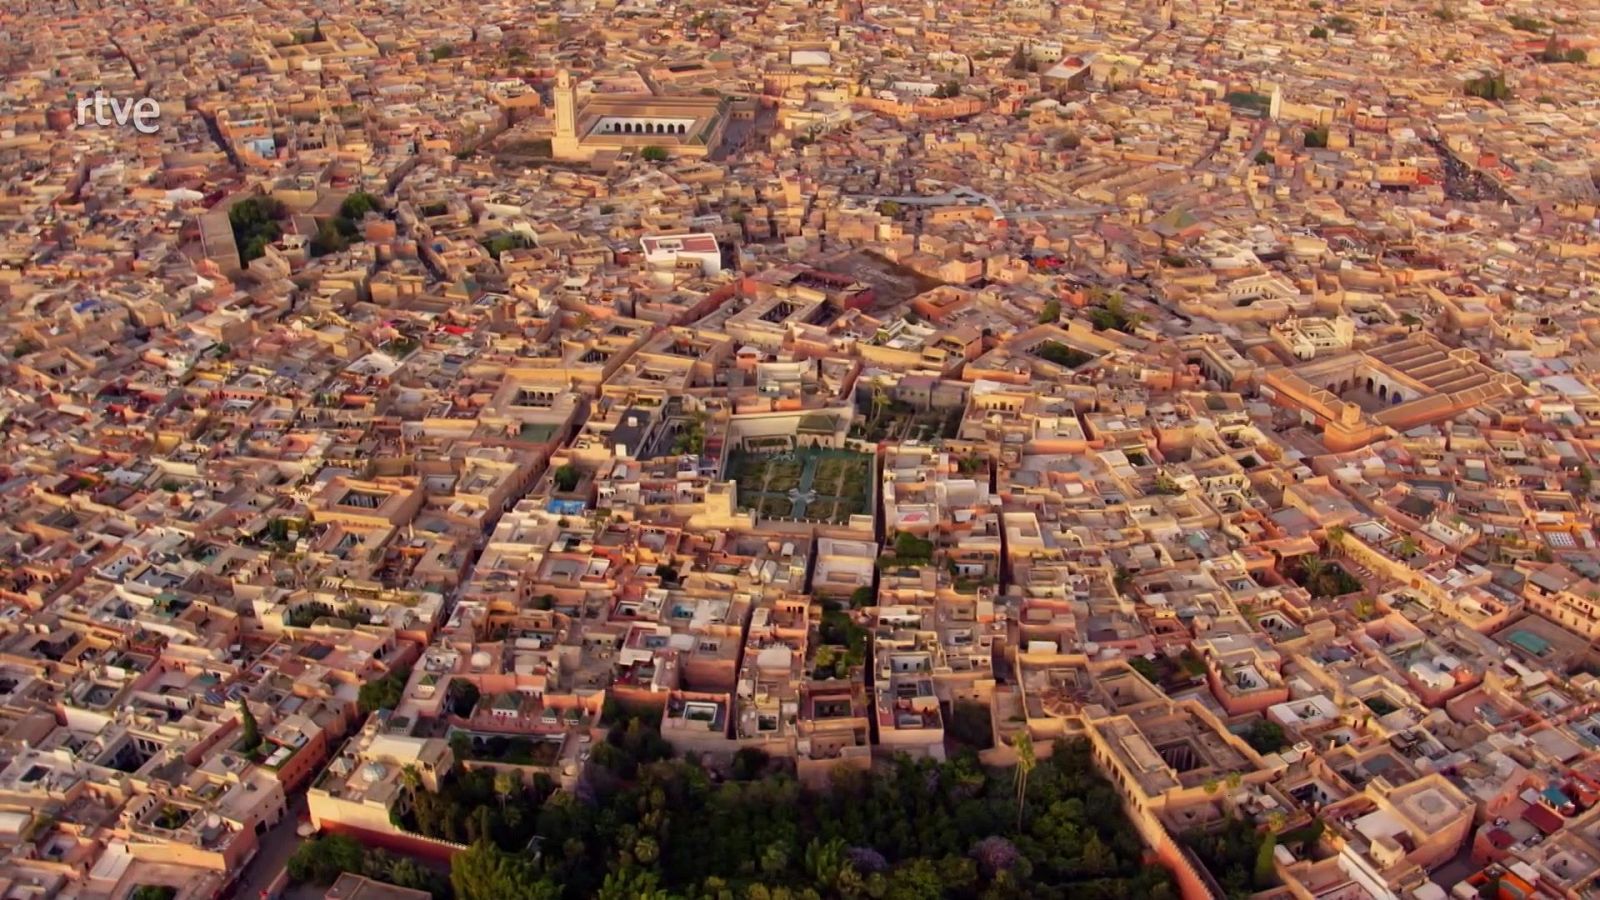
top-left (233, 794), bottom-right (308, 900)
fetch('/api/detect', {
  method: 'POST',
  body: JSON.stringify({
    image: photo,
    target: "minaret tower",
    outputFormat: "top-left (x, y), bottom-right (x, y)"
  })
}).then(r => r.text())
top-left (552, 69), bottom-right (579, 159)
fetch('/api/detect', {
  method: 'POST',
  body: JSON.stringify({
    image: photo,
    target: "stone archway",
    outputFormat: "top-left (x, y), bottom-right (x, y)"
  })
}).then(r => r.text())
top-left (1378, 385), bottom-right (1388, 400)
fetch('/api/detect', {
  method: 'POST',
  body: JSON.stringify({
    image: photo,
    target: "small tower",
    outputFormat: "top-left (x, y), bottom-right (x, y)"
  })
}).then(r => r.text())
top-left (551, 69), bottom-right (580, 159)
top-left (1263, 80), bottom-right (1283, 121)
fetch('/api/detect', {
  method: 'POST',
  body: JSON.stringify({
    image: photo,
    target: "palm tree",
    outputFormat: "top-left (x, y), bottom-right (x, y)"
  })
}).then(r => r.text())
top-left (400, 765), bottom-right (422, 792)
top-left (1397, 536), bottom-right (1421, 559)
top-left (1301, 554), bottom-right (1325, 581)
top-left (1013, 732), bottom-right (1036, 832)
top-left (804, 837), bottom-right (847, 892)
top-left (868, 384), bottom-right (889, 434)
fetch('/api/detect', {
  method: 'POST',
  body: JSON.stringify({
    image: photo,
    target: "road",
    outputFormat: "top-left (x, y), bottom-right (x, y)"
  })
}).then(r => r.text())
top-left (233, 793), bottom-right (310, 900)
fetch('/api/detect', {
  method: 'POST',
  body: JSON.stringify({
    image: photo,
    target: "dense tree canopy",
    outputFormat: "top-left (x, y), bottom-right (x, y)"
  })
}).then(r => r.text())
top-left (432, 727), bottom-right (1174, 900)
top-left (358, 665), bottom-right (412, 715)
top-left (228, 197), bottom-right (287, 263)
top-left (288, 833), bottom-right (449, 899)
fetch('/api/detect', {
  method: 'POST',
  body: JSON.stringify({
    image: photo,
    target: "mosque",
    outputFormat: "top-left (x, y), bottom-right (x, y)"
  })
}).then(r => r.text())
top-left (550, 70), bottom-right (729, 162)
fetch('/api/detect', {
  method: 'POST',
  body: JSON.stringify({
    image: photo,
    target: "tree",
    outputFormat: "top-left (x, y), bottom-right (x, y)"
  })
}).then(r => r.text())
top-left (1130, 656), bottom-right (1160, 683)
top-left (448, 679), bottom-right (481, 717)
top-left (1309, 25), bottom-right (1328, 38)
top-left (1038, 299), bottom-right (1061, 324)
top-left (287, 834), bottom-right (365, 884)
top-left (641, 145), bottom-right (669, 162)
top-left (340, 191), bottom-right (378, 220)
top-left (450, 840), bottom-right (557, 900)
top-left (310, 219), bottom-right (349, 257)
top-left (358, 666), bottom-right (411, 715)
top-left (849, 586), bottom-right (876, 608)
top-left (1254, 829), bottom-right (1279, 888)
top-left (1397, 536), bottom-right (1421, 559)
top-left (1353, 595), bottom-right (1376, 621)
top-left (970, 836), bottom-right (1021, 877)
top-left (1013, 732), bottom-right (1036, 831)
top-left (238, 697), bottom-right (260, 755)
top-left (1089, 291), bottom-right (1145, 333)
top-left (1079, 833), bottom-right (1117, 876)
top-left (731, 747), bottom-right (770, 781)
top-left (868, 383), bottom-right (890, 435)
top-left (1254, 149), bottom-right (1275, 165)
top-left (805, 837), bottom-right (850, 893)
top-left (1304, 126), bottom-right (1330, 149)
top-left (494, 770), bottom-right (519, 810)
top-left (552, 464), bottom-right (581, 492)
top-left (1244, 719), bottom-right (1288, 754)
top-left (430, 44), bottom-right (455, 61)
top-left (431, 734), bottom-right (1172, 897)
top-left (379, 854), bottom-right (449, 900)
top-left (228, 197), bottom-right (287, 263)
top-left (672, 410), bottom-right (708, 456)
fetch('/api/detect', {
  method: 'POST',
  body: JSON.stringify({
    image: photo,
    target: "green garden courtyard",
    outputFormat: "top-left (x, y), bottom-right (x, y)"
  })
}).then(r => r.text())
top-left (724, 447), bottom-right (875, 524)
